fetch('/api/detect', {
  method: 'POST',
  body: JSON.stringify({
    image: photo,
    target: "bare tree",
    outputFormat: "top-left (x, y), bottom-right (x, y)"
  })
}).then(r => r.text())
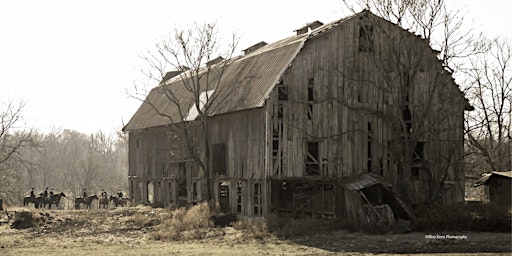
top-left (342, 0), bottom-right (486, 72)
top-left (283, 7), bottom-right (469, 205)
top-left (464, 38), bottom-right (512, 174)
top-left (130, 22), bottom-right (238, 205)
top-left (0, 98), bottom-right (37, 204)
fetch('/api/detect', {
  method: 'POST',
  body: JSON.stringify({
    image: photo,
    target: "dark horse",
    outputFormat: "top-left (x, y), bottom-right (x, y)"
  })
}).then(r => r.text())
top-left (42, 192), bottom-right (66, 209)
top-left (110, 196), bottom-right (129, 207)
top-left (23, 196), bottom-right (41, 208)
top-left (74, 195), bottom-right (98, 210)
top-left (99, 196), bottom-right (109, 209)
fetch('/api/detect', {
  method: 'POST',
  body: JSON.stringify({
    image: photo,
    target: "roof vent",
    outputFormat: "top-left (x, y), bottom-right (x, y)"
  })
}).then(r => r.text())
top-left (294, 21), bottom-right (324, 35)
top-left (206, 56), bottom-right (225, 66)
top-left (243, 41), bottom-right (268, 55)
top-left (161, 66), bottom-right (190, 84)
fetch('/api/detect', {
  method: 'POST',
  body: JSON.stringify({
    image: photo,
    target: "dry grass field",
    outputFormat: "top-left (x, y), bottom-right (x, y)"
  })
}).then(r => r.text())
top-left (0, 205), bottom-right (510, 256)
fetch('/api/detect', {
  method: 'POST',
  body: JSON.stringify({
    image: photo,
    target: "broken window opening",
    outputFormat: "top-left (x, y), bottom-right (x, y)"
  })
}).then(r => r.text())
top-left (277, 104), bottom-right (284, 120)
top-left (192, 181), bottom-right (199, 202)
top-left (212, 143), bottom-right (226, 175)
top-left (307, 78), bottom-right (314, 121)
top-left (237, 181), bottom-right (243, 214)
top-left (359, 24), bottom-right (374, 52)
top-left (305, 141), bottom-right (320, 176)
top-left (413, 142), bottom-right (425, 163)
top-left (308, 104), bottom-right (313, 120)
top-left (403, 104), bottom-right (412, 134)
top-left (278, 84), bottom-right (288, 101)
top-left (322, 158), bottom-right (329, 176)
top-left (272, 121), bottom-right (283, 175)
top-left (179, 162), bottom-right (186, 177)
top-left (254, 182), bottom-right (263, 216)
top-left (147, 181), bottom-right (154, 204)
top-left (308, 87), bottom-right (314, 101)
top-left (177, 179), bottom-right (187, 206)
top-left (219, 182), bottom-right (230, 213)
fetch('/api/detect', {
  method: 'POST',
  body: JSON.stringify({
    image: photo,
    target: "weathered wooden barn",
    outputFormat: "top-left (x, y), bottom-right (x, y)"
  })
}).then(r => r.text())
top-left (123, 10), bottom-right (470, 221)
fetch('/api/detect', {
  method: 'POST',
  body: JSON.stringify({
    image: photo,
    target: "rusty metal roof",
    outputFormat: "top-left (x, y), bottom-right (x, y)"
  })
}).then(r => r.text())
top-left (122, 12), bottom-right (373, 132)
top-left (340, 172), bottom-right (392, 191)
top-left (123, 33), bottom-right (308, 131)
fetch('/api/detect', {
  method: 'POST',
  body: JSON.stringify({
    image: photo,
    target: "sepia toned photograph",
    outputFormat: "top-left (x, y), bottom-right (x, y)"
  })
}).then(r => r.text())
top-left (0, 0), bottom-right (510, 255)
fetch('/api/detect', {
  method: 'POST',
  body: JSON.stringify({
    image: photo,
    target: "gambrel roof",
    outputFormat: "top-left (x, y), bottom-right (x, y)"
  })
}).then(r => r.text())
top-left (123, 10), bottom-right (465, 132)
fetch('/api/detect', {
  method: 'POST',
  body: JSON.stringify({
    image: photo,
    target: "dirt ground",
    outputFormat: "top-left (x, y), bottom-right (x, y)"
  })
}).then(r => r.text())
top-left (0, 206), bottom-right (510, 256)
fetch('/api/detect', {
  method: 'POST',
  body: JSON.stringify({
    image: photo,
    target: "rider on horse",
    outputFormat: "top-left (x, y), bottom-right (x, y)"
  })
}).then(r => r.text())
top-left (101, 190), bottom-right (108, 199)
top-left (43, 187), bottom-right (49, 199)
top-left (83, 188), bottom-right (88, 203)
top-left (117, 190), bottom-right (123, 199)
top-left (30, 188), bottom-right (35, 198)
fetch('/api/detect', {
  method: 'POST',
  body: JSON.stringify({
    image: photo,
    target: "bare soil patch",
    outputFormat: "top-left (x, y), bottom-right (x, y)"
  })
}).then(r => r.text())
top-left (0, 206), bottom-right (510, 255)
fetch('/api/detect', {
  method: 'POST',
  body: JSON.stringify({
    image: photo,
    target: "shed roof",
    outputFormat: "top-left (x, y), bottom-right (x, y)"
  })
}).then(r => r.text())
top-left (475, 171), bottom-right (512, 186)
top-left (340, 172), bottom-right (392, 190)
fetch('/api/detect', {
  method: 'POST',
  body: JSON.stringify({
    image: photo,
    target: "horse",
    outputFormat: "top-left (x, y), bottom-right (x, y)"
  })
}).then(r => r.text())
top-left (74, 195), bottom-right (98, 210)
top-left (45, 192), bottom-right (66, 209)
top-left (110, 196), bottom-right (129, 207)
top-left (23, 196), bottom-right (40, 209)
top-left (99, 195), bottom-right (109, 210)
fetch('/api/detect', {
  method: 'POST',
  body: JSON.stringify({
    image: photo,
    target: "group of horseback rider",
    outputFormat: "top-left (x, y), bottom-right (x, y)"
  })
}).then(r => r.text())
top-left (82, 188), bottom-right (123, 202)
top-left (31, 188), bottom-right (123, 202)
top-left (30, 187), bottom-right (55, 200)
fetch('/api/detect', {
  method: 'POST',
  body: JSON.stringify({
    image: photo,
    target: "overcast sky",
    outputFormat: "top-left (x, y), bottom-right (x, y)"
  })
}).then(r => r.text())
top-left (0, 0), bottom-right (509, 134)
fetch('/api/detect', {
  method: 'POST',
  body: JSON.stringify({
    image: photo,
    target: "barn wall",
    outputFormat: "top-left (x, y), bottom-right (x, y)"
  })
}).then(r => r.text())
top-left (265, 14), bottom-right (466, 205)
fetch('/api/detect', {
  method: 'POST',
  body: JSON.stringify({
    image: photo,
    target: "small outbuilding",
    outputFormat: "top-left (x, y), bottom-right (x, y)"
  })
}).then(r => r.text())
top-left (475, 171), bottom-right (512, 209)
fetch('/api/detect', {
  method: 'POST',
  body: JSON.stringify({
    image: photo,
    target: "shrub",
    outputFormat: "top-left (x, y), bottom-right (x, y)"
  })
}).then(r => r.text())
top-left (413, 202), bottom-right (511, 232)
top-left (232, 217), bottom-right (270, 240)
top-left (151, 202), bottom-right (215, 241)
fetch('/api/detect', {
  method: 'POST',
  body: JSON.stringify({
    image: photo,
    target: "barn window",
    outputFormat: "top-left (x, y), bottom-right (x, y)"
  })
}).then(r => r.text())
top-left (272, 121), bottom-right (283, 175)
top-left (278, 83), bottom-right (288, 101)
top-left (192, 181), bottom-right (199, 202)
top-left (403, 104), bottom-right (412, 134)
top-left (359, 24), bottom-right (374, 52)
top-left (237, 181), bottom-right (243, 214)
top-left (308, 78), bottom-right (314, 120)
top-left (305, 141), bottom-right (320, 176)
top-left (219, 182), bottom-right (230, 213)
top-left (179, 162), bottom-right (186, 177)
top-left (277, 104), bottom-right (284, 120)
top-left (254, 182), bottom-right (263, 216)
top-left (212, 143), bottom-right (226, 175)
top-left (413, 142), bottom-right (425, 163)
top-left (177, 179), bottom-right (187, 206)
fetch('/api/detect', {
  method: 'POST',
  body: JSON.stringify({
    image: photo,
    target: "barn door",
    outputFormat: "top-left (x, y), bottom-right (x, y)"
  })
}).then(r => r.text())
top-left (219, 181), bottom-right (230, 213)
